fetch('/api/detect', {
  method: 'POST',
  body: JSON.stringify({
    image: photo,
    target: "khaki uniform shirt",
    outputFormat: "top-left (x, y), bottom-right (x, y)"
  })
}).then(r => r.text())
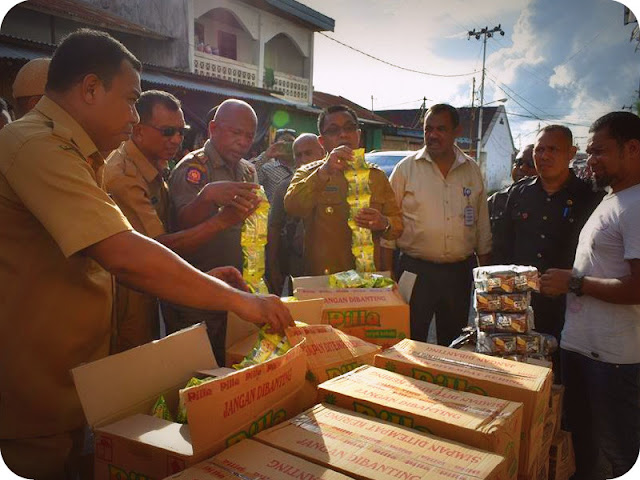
top-left (105, 140), bottom-right (169, 352)
top-left (168, 139), bottom-right (257, 271)
top-left (0, 96), bottom-right (131, 438)
top-left (284, 158), bottom-right (403, 276)
top-left (381, 146), bottom-right (492, 262)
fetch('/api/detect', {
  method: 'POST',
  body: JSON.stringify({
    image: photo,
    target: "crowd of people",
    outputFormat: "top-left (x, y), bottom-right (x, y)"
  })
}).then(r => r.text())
top-left (1, 28), bottom-right (639, 480)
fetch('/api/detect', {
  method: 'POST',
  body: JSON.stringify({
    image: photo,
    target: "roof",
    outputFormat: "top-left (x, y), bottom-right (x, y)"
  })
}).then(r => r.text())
top-left (313, 91), bottom-right (391, 126)
top-left (242, 0), bottom-right (334, 31)
top-left (19, 0), bottom-right (171, 40)
top-left (376, 106), bottom-right (500, 140)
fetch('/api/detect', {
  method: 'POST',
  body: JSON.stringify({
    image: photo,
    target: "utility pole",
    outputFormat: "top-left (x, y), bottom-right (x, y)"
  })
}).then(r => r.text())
top-left (468, 24), bottom-right (505, 162)
top-left (371, 95), bottom-right (374, 112)
top-left (469, 77), bottom-right (476, 155)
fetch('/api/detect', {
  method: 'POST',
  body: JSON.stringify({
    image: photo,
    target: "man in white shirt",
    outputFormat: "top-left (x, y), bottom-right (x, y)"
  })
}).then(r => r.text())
top-left (541, 111), bottom-right (640, 480)
top-left (382, 103), bottom-right (491, 347)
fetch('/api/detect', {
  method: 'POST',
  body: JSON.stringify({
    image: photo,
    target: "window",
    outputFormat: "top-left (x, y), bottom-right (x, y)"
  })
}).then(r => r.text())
top-left (218, 31), bottom-right (237, 60)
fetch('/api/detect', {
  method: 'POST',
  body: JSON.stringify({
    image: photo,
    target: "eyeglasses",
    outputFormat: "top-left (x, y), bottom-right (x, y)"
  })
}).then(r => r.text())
top-left (321, 123), bottom-right (358, 137)
top-left (144, 125), bottom-right (190, 137)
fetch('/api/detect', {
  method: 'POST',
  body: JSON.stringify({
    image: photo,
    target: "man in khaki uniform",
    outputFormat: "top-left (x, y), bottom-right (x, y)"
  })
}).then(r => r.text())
top-left (106, 91), bottom-right (249, 352)
top-left (12, 57), bottom-right (50, 118)
top-left (382, 103), bottom-right (492, 347)
top-left (0, 29), bottom-right (291, 480)
top-left (284, 105), bottom-right (403, 276)
top-left (165, 98), bottom-right (263, 365)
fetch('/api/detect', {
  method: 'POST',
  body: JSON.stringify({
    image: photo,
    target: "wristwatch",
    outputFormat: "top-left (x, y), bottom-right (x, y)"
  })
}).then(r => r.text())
top-left (568, 275), bottom-right (585, 296)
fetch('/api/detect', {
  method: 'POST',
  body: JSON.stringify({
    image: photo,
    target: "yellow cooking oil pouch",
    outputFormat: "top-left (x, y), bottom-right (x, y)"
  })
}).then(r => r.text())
top-left (241, 186), bottom-right (270, 294)
top-left (345, 148), bottom-right (375, 272)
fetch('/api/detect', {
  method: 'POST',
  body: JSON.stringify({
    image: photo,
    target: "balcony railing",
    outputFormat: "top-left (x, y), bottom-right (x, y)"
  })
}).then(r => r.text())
top-left (273, 71), bottom-right (309, 103)
top-left (193, 51), bottom-right (258, 87)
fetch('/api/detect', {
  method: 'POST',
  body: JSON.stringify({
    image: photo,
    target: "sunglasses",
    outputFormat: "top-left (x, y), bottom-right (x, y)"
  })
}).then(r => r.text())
top-left (145, 125), bottom-right (190, 137)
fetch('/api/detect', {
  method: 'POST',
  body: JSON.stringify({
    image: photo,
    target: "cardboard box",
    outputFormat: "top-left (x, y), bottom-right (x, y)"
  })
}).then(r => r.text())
top-left (286, 324), bottom-right (382, 410)
top-left (548, 385), bottom-right (564, 437)
top-left (225, 298), bottom-right (324, 367)
top-left (72, 324), bottom-right (307, 480)
top-left (255, 404), bottom-right (507, 480)
top-left (318, 365), bottom-right (522, 480)
top-left (374, 339), bottom-right (552, 476)
top-left (293, 274), bottom-right (410, 349)
top-left (163, 439), bottom-right (354, 479)
top-left (548, 431), bottom-right (575, 480)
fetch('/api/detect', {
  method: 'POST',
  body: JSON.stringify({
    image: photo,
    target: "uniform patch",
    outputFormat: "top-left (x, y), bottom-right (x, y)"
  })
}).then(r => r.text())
top-left (186, 167), bottom-right (202, 184)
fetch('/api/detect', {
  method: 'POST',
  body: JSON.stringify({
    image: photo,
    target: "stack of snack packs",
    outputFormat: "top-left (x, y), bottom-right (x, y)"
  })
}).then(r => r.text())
top-left (241, 186), bottom-right (269, 293)
top-left (345, 148), bottom-right (375, 272)
top-left (328, 269), bottom-right (394, 289)
top-left (474, 265), bottom-right (557, 362)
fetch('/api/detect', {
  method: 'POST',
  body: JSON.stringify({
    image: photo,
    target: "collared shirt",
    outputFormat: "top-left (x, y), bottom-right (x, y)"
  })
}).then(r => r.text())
top-left (562, 184), bottom-right (640, 364)
top-left (492, 172), bottom-right (604, 272)
top-left (168, 139), bottom-right (257, 271)
top-left (382, 146), bottom-right (492, 263)
top-left (284, 157), bottom-right (403, 276)
top-left (258, 159), bottom-right (293, 203)
top-left (105, 140), bottom-right (169, 351)
top-left (488, 184), bottom-right (511, 232)
top-left (0, 96), bottom-right (131, 438)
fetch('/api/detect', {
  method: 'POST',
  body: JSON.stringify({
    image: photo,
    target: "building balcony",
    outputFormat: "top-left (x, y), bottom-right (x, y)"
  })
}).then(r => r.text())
top-left (272, 70), bottom-right (310, 103)
top-left (193, 50), bottom-right (258, 87)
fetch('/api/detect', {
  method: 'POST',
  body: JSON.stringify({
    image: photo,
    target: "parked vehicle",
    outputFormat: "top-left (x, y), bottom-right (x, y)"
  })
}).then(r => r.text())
top-left (365, 150), bottom-right (415, 177)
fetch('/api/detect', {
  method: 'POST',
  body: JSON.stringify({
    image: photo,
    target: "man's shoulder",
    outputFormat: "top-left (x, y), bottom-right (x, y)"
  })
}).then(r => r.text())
top-left (508, 175), bottom-right (537, 194)
top-left (238, 158), bottom-right (257, 180)
top-left (299, 159), bottom-right (324, 173)
top-left (169, 148), bottom-right (209, 188)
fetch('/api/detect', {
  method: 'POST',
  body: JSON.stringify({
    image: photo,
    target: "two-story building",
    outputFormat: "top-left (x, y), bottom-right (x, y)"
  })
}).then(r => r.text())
top-left (0, 0), bottom-right (334, 149)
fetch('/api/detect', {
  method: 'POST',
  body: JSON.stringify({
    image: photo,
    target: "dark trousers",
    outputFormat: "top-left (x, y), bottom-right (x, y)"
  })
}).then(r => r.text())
top-left (561, 348), bottom-right (640, 480)
top-left (398, 253), bottom-right (475, 347)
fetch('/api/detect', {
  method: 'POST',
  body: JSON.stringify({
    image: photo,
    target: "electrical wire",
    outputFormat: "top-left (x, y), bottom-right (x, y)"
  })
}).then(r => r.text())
top-left (318, 32), bottom-right (479, 78)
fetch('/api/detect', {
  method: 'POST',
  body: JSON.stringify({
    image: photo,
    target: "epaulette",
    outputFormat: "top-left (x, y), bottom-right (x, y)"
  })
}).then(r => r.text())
top-left (301, 159), bottom-right (325, 171)
top-left (194, 149), bottom-right (208, 164)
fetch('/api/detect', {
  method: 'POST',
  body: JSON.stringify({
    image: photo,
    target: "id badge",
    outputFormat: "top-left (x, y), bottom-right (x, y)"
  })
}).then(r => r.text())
top-left (464, 205), bottom-right (475, 226)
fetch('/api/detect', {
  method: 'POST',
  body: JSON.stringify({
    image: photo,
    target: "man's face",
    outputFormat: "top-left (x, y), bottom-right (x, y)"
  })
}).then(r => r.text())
top-left (533, 130), bottom-right (576, 182)
top-left (293, 137), bottom-right (325, 167)
top-left (91, 60), bottom-right (141, 152)
top-left (586, 128), bottom-right (626, 189)
top-left (134, 103), bottom-right (186, 171)
top-left (210, 111), bottom-right (256, 164)
top-left (424, 112), bottom-right (459, 157)
top-left (512, 145), bottom-right (536, 182)
top-left (318, 111), bottom-right (360, 152)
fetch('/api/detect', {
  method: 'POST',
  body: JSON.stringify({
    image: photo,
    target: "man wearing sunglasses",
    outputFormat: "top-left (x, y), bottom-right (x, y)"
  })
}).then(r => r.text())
top-left (285, 104), bottom-right (403, 276)
top-left (105, 91), bottom-right (251, 352)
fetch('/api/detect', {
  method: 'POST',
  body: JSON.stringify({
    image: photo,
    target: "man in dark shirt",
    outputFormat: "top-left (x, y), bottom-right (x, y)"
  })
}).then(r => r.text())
top-left (493, 125), bottom-right (604, 373)
top-left (488, 143), bottom-right (536, 231)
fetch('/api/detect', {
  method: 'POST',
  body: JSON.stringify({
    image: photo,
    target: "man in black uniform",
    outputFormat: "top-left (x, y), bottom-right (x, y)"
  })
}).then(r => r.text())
top-left (493, 125), bottom-right (603, 377)
top-left (488, 143), bottom-right (536, 232)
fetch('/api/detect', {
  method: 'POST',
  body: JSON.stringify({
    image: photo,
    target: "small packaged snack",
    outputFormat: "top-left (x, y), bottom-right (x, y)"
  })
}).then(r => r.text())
top-left (540, 333), bottom-right (559, 356)
top-left (150, 395), bottom-right (174, 422)
top-left (495, 308), bottom-right (535, 333)
top-left (475, 292), bottom-right (503, 312)
top-left (473, 265), bottom-right (540, 293)
top-left (477, 332), bottom-right (517, 355)
top-left (476, 312), bottom-right (496, 331)
top-left (514, 265), bottom-right (540, 292)
top-left (516, 334), bottom-right (542, 355)
top-left (500, 292), bottom-right (531, 312)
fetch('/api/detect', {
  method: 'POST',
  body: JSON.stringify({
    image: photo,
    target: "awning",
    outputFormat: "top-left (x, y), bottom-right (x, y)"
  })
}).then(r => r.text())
top-left (0, 42), bottom-right (53, 61)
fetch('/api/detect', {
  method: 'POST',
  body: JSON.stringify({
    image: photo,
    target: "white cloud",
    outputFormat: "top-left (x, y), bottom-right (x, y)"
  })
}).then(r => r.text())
top-left (549, 64), bottom-right (575, 89)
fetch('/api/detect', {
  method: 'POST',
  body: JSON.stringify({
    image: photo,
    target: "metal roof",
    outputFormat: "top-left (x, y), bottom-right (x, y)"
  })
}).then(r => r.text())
top-left (0, 42), bottom-right (52, 61)
top-left (243, 0), bottom-right (334, 32)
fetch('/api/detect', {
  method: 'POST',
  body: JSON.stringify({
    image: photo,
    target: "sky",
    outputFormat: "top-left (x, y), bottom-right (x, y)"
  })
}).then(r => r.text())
top-left (303, 0), bottom-right (640, 152)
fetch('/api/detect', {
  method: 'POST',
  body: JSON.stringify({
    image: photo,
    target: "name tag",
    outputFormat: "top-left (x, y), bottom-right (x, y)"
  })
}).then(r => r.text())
top-left (464, 205), bottom-right (475, 226)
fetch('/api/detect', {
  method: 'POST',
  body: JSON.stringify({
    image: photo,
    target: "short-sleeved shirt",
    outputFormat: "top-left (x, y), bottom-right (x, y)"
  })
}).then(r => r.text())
top-left (105, 140), bottom-right (168, 351)
top-left (381, 146), bottom-right (492, 263)
top-left (258, 160), bottom-right (293, 203)
top-left (492, 172), bottom-right (604, 272)
top-left (0, 96), bottom-right (132, 438)
top-left (168, 139), bottom-right (257, 271)
top-left (561, 184), bottom-right (640, 364)
top-left (284, 158), bottom-right (403, 276)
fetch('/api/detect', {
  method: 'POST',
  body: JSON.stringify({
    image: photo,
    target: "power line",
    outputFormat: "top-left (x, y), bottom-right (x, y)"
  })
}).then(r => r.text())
top-left (318, 32), bottom-right (479, 78)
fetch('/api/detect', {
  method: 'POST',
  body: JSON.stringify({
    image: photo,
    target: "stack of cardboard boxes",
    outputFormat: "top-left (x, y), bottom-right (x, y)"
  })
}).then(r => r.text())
top-left (72, 273), bottom-right (576, 480)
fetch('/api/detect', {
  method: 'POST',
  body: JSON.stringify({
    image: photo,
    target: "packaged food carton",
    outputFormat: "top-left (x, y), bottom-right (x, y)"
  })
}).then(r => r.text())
top-left (72, 323), bottom-right (307, 480)
top-left (374, 339), bottom-right (552, 475)
top-left (318, 365), bottom-right (522, 479)
top-left (162, 439), bottom-right (354, 479)
top-left (255, 404), bottom-right (507, 480)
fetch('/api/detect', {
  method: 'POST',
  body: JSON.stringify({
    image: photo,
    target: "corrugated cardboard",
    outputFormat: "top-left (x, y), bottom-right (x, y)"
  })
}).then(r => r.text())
top-left (318, 365), bottom-right (522, 480)
top-left (286, 324), bottom-right (382, 410)
top-left (548, 431), bottom-right (575, 480)
top-left (163, 439), bottom-right (354, 480)
top-left (72, 324), bottom-right (307, 480)
top-left (225, 298), bottom-right (324, 367)
top-left (549, 385), bottom-right (564, 437)
top-left (292, 274), bottom-right (410, 349)
top-left (374, 339), bottom-right (552, 476)
top-left (255, 404), bottom-right (507, 480)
